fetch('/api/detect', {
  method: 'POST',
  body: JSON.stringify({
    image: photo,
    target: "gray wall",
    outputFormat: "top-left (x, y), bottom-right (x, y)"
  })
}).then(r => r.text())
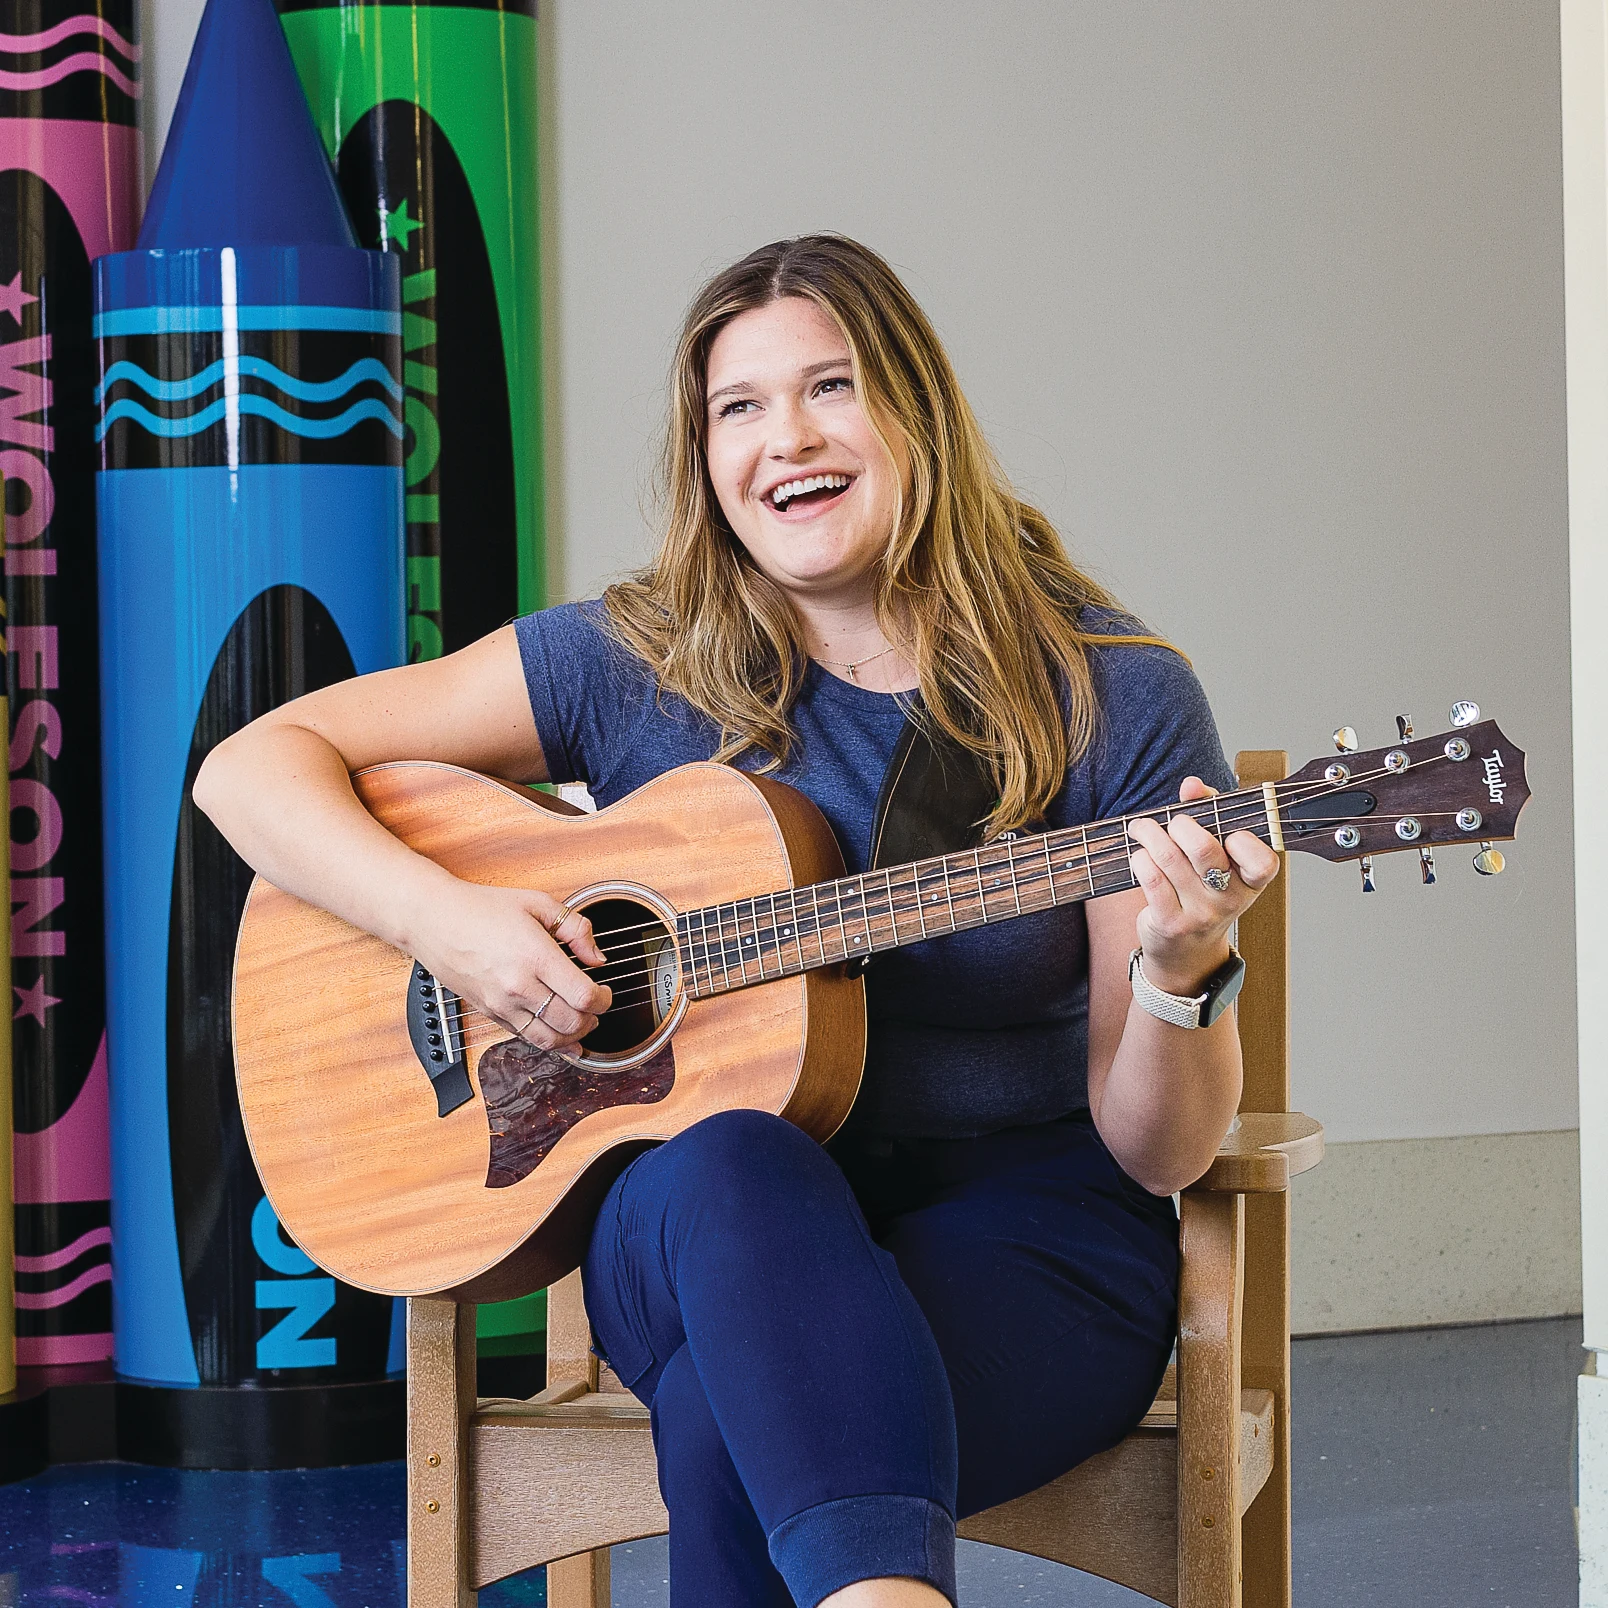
top-left (147, 3), bottom-right (1574, 1153)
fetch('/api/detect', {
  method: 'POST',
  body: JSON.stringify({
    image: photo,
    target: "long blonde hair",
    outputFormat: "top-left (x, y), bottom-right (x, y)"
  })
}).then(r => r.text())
top-left (604, 234), bottom-right (1170, 836)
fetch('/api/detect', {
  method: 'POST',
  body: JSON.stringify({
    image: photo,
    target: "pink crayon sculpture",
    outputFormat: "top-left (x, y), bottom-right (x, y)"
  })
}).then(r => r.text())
top-left (0, 2), bottom-right (141, 1367)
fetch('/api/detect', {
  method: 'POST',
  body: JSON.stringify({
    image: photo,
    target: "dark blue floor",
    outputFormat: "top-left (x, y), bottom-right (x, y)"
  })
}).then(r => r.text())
top-left (0, 1318), bottom-right (1583, 1606)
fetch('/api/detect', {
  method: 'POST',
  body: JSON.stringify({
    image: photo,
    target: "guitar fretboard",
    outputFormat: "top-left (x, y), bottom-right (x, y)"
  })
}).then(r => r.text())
top-left (675, 784), bottom-right (1279, 998)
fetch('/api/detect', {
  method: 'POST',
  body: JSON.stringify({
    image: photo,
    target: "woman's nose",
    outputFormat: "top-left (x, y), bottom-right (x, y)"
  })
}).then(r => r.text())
top-left (766, 398), bottom-right (825, 459)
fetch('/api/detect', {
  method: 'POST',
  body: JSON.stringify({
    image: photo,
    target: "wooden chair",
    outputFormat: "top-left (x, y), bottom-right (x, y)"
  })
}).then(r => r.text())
top-left (404, 749), bottom-right (1324, 1608)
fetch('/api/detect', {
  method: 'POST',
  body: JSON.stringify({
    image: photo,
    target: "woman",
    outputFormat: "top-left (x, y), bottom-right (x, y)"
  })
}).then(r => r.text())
top-left (196, 234), bottom-right (1277, 1608)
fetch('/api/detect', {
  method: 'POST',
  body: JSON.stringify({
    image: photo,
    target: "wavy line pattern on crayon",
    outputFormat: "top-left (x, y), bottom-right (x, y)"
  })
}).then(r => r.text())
top-left (0, 16), bottom-right (140, 60)
top-left (13, 1224), bottom-right (111, 1275)
top-left (98, 395), bottom-right (406, 442)
top-left (97, 356), bottom-right (404, 407)
top-left (0, 53), bottom-right (138, 96)
top-left (14, 1262), bottom-right (112, 1310)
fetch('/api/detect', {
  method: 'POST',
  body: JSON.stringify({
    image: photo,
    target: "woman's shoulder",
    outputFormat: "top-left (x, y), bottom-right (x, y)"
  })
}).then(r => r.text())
top-left (1073, 604), bottom-right (1234, 805)
top-left (516, 598), bottom-right (655, 683)
top-left (1076, 604), bottom-right (1202, 697)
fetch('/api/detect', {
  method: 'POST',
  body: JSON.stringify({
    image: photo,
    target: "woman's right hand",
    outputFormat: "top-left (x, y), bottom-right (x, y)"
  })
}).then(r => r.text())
top-left (409, 879), bottom-right (613, 1056)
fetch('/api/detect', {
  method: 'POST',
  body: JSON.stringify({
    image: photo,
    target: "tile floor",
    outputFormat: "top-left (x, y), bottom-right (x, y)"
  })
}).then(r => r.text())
top-left (0, 1317), bottom-right (1583, 1606)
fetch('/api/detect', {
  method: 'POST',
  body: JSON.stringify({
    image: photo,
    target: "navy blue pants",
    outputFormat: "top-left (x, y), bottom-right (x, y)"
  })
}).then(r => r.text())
top-left (582, 1109), bottom-right (1178, 1607)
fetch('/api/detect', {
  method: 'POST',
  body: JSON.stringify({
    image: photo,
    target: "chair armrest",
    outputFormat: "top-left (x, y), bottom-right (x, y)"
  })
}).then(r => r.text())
top-left (1188, 1111), bottom-right (1324, 1194)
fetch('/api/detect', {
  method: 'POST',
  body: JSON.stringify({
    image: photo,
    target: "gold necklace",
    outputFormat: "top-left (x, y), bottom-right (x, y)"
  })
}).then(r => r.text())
top-left (813, 645), bottom-right (896, 685)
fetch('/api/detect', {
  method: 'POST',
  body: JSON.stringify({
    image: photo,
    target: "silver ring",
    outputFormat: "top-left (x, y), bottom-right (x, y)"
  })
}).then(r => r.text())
top-left (1201, 866), bottom-right (1233, 894)
top-left (515, 1008), bottom-right (537, 1037)
top-left (533, 990), bottom-right (555, 1025)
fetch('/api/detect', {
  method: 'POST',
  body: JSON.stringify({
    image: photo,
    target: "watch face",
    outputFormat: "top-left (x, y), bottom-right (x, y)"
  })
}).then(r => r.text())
top-left (1199, 952), bottom-right (1248, 1028)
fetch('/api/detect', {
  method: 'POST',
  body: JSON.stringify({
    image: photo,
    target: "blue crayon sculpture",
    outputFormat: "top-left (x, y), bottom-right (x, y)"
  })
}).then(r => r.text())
top-left (94, 0), bottom-right (405, 1467)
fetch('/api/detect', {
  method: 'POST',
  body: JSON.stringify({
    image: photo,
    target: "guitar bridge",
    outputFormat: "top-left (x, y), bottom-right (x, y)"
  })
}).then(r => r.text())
top-left (407, 961), bottom-right (473, 1117)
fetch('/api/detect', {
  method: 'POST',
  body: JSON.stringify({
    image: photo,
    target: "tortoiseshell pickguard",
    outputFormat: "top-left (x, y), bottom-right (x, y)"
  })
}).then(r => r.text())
top-left (479, 1037), bottom-right (677, 1189)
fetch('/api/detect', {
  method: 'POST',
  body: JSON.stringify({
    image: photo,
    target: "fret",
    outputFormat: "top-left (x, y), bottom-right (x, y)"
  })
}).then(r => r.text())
top-left (911, 863), bottom-right (929, 939)
top-left (688, 913), bottom-right (707, 996)
top-left (940, 854), bottom-right (957, 932)
top-left (835, 878), bottom-right (860, 960)
top-left (757, 895), bottom-right (777, 979)
top-left (882, 867), bottom-right (899, 947)
top-left (732, 899), bottom-right (754, 984)
top-left (783, 887), bottom-right (803, 974)
top-left (972, 849), bottom-right (990, 923)
top-left (676, 914), bottom-right (695, 999)
top-left (710, 902), bottom-right (731, 990)
top-left (1212, 794), bottom-right (1223, 843)
top-left (851, 876), bottom-right (872, 955)
top-left (1005, 836), bottom-right (1022, 915)
top-left (1080, 824), bottom-right (1095, 898)
top-left (1041, 835), bottom-right (1056, 907)
top-left (811, 883), bottom-right (829, 965)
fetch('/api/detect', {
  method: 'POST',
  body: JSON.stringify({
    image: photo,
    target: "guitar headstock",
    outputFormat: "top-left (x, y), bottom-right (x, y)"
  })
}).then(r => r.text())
top-left (1274, 706), bottom-right (1529, 886)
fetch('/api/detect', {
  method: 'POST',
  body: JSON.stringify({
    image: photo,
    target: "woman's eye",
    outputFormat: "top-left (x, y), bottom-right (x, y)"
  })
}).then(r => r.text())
top-left (716, 398), bottom-right (756, 419)
top-left (815, 377), bottom-right (852, 397)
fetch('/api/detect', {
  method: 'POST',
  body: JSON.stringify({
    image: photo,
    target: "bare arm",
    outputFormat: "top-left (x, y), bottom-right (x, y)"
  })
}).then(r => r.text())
top-left (193, 626), bottom-right (610, 1051)
top-left (1084, 777), bottom-right (1280, 1195)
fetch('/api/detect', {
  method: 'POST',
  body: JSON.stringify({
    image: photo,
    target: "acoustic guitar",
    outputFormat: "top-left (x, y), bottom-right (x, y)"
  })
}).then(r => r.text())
top-left (232, 709), bottom-right (1529, 1301)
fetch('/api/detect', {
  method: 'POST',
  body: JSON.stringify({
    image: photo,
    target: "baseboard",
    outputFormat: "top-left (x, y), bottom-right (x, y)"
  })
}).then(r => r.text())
top-left (1291, 1129), bottom-right (1582, 1334)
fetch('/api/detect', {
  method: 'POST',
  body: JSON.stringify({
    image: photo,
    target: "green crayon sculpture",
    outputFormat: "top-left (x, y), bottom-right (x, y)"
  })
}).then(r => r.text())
top-left (277, 0), bottom-right (544, 660)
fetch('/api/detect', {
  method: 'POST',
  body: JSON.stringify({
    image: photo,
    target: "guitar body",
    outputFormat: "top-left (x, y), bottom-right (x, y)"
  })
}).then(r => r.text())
top-left (232, 762), bottom-right (866, 1302)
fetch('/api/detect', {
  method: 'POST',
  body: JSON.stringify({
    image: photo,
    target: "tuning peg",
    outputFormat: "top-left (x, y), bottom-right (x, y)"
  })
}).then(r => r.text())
top-left (1419, 846), bottom-right (1436, 885)
top-left (1450, 701), bottom-right (1481, 728)
top-left (1396, 714), bottom-right (1414, 741)
top-left (1360, 854), bottom-right (1375, 893)
top-left (1334, 726), bottom-right (1359, 754)
top-left (1473, 841), bottom-right (1506, 876)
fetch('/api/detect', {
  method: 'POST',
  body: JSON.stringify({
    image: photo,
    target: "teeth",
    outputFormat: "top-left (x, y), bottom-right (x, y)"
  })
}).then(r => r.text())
top-left (770, 473), bottom-right (850, 507)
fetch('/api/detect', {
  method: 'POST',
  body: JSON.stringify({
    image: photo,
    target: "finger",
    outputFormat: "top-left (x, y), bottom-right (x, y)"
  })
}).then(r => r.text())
top-left (1128, 843), bottom-right (1184, 922)
top-left (522, 987), bottom-right (598, 1047)
top-left (1129, 819), bottom-right (1207, 910)
top-left (1178, 774), bottom-right (1219, 803)
top-left (538, 945), bottom-right (612, 1017)
top-left (1225, 829), bottom-right (1281, 891)
top-left (552, 904), bottom-right (608, 969)
top-left (1168, 812), bottom-right (1233, 883)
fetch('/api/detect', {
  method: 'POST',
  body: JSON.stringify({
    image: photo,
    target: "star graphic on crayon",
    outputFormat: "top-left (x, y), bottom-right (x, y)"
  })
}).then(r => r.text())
top-left (378, 196), bottom-right (423, 252)
top-left (0, 271), bottom-right (38, 326)
top-left (14, 976), bottom-right (61, 1024)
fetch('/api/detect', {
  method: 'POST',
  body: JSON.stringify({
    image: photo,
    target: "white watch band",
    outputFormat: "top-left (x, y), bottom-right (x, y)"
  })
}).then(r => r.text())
top-left (1128, 947), bottom-right (1206, 1029)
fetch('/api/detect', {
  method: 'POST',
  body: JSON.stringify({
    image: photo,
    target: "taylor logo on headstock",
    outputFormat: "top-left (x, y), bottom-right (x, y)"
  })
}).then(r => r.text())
top-left (1483, 749), bottom-right (1507, 805)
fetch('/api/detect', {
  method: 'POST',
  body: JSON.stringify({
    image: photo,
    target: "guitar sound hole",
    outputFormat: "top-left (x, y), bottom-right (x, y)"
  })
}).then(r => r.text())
top-left (577, 896), bottom-right (678, 1057)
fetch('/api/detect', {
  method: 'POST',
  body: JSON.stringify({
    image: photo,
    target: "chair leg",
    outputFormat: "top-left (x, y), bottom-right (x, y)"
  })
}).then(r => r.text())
top-left (548, 1550), bottom-right (611, 1608)
top-left (1177, 1191), bottom-right (1246, 1608)
top-left (1239, 1191), bottom-right (1292, 1608)
top-left (407, 1297), bottom-right (478, 1608)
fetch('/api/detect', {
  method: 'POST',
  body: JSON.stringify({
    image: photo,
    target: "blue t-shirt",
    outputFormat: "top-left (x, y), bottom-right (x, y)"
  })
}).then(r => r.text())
top-left (515, 602), bottom-right (1234, 1140)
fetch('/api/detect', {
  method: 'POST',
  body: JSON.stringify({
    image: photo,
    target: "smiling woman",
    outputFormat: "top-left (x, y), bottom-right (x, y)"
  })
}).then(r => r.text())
top-left (194, 232), bottom-right (1276, 1608)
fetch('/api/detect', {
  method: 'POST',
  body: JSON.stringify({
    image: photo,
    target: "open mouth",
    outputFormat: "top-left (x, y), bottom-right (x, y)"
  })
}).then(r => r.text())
top-left (766, 472), bottom-right (853, 515)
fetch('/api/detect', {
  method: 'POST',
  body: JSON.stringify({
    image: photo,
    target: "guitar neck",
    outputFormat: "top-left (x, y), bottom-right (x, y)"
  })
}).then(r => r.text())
top-left (677, 781), bottom-right (1283, 998)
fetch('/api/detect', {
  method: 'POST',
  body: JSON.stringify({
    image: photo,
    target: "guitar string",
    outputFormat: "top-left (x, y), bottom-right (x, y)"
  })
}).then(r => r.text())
top-left (433, 767), bottom-right (1466, 1028)
top-left (432, 753), bottom-right (1470, 1028)
top-left (439, 800), bottom-right (1479, 1031)
top-left (439, 762), bottom-right (1433, 1013)
top-left (485, 755), bottom-right (1424, 968)
top-left (437, 792), bottom-right (1471, 1028)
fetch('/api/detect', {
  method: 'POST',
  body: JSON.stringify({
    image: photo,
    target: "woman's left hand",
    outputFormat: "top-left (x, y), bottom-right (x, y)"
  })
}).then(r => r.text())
top-left (1124, 776), bottom-right (1281, 998)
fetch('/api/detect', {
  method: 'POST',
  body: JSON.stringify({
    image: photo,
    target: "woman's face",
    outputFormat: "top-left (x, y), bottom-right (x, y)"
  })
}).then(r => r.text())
top-left (703, 296), bottom-right (905, 608)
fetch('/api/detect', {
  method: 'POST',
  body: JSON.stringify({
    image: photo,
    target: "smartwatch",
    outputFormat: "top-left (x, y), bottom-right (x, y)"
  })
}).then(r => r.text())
top-left (1128, 947), bottom-right (1246, 1030)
